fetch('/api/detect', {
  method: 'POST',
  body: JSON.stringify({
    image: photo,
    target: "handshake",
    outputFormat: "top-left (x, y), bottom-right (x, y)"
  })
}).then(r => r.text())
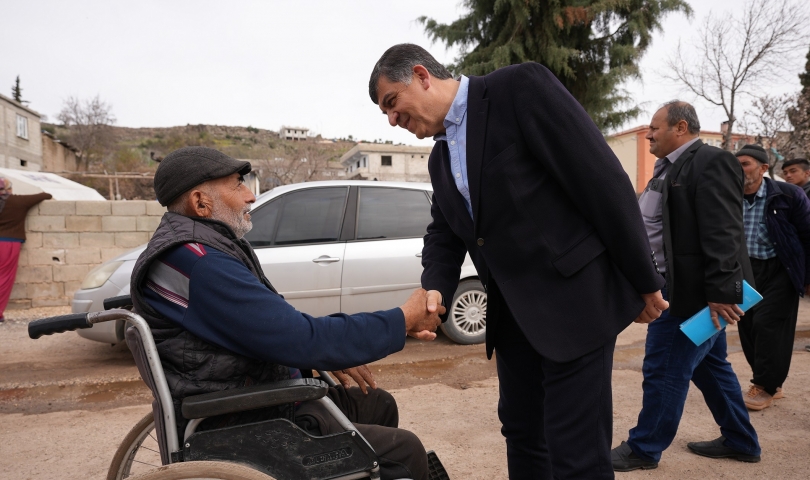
top-left (399, 288), bottom-right (445, 341)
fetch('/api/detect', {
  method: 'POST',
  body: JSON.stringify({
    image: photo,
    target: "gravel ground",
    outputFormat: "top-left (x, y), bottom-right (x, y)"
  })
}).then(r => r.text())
top-left (1, 302), bottom-right (809, 479)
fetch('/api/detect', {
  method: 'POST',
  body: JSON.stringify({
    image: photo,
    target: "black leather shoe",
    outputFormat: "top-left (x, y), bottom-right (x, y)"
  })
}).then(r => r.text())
top-left (687, 436), bottom-right (761, 463)
top-left (611, 441), bottom-right (658, 472)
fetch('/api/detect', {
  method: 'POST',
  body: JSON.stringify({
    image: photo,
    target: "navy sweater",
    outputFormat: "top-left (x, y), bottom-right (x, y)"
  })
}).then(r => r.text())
top-left (142, 242), bottom-right (406, 371)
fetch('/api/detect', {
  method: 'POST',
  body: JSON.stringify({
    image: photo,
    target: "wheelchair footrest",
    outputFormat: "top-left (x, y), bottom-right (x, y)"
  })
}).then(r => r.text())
top-left (184, 418), bottom-right (378, 480)
top-left (427, 450), bottom-right (450, 480)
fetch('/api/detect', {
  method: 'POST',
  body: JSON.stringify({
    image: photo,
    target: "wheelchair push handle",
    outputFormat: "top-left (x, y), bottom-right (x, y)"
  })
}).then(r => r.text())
top-left (28, 313), bottom-right (91, 339)
top-left (103, 294), bottom-right (132, 310)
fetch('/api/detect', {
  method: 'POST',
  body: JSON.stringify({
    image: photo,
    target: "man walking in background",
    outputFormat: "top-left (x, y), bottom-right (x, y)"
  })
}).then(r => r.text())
top-left (781, 158), bottom-right (810, 198)
top-left (735, 145), bottom-right (810, 410)
top-left (612, 101), bottom-right (761, 471)
top-left (368, 43), bottom-right (667, 479)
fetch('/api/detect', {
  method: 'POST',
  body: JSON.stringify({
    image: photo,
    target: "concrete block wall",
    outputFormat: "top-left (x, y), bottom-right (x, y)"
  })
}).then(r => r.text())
top-left (11, 200), bottom-right (166, 309)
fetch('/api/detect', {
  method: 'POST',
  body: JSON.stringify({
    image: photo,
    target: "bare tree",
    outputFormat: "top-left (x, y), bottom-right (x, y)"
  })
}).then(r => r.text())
top-left (57, 95), bottom-right (116, 170)
top-left (745, 93), bottom-right (798, 174)
top-left (667, 0), bottom-right (809, 150)
top-left (256, 143), bottom-right (339, 188)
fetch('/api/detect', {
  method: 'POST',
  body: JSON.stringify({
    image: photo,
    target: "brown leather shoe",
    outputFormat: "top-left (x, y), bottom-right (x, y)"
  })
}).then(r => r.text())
top-left (773, 387), bottom-right (784, 400)
top-left (744, 385), bottom-right (773, 411)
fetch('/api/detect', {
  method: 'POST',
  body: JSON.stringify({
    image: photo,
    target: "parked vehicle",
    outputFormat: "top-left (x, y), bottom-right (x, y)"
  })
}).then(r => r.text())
top-left (72, 181), bottom-right (486, 345)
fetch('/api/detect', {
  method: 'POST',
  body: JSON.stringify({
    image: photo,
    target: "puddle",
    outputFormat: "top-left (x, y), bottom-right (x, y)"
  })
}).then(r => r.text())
top-left (0, 379), bottom-right (151, 414)
top-left (377, 356), bottom-right (472, 379)
top-left (613, 346), bottom-right (645, 371)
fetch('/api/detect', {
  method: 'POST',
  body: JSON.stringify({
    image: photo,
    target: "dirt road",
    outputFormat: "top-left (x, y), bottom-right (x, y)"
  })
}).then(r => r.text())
top-left (1, 305), bottom-right (809, 479)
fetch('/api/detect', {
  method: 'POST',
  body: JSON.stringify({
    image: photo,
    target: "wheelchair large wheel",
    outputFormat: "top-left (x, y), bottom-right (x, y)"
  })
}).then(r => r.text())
top-left (126, 461), bottom-right (276, 479)
top-left (108, 412), bottom-right (161, 480)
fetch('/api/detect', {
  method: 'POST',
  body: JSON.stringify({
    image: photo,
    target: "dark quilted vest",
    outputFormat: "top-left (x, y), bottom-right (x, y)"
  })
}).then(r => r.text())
top-left (130, 213), bottom-right (293, 434)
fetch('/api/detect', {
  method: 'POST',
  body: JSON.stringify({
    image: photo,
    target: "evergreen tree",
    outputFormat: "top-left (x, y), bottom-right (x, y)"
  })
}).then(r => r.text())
top-left (800, 46), bottom-right (810, 95)
top-left (11, 76), bottom-right (23, 103)
top-left (420, 0), bottom-right (691, 132)
top-left (789, 46), bottom-right (810, 156)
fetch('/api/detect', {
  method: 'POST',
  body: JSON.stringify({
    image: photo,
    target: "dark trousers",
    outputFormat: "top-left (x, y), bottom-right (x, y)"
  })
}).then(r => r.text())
top-left (495, 304), bottom-right (616, 479)
top-left (627, 286), bottom-right (760, 462)
top-left (739, 257), bottom-right (799, 395)
top-left (295, 386), bottom-right (428, 480)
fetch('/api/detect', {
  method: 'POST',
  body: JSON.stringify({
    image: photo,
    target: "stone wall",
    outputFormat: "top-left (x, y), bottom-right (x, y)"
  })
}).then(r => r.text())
top-left (11, 200), bottom-right (166, 309)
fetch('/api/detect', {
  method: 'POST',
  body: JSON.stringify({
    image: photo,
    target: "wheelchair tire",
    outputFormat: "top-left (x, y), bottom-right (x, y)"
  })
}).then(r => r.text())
top-left (107, 411), bottom-right (160, 480)
top-left (440, 279), bottom-right (487, 345)
top-left (126, 461), bottom-right (276, 480)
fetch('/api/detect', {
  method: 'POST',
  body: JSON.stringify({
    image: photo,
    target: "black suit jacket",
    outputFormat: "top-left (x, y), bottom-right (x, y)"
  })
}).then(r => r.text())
top-left (420, 63), bottom-right (664, 362)
top-left (661, 140), bottom-right (754, 317)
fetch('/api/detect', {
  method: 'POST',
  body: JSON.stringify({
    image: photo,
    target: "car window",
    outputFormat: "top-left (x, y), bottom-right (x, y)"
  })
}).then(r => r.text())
top-left (274, 187), bottom-right (348, 245)
top-left (243, 198), bottom-right (282, 247)
top-left (357, 188), bottom-right (432, 240)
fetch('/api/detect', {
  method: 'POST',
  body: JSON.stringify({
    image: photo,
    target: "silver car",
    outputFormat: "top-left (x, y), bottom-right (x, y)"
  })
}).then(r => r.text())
top-left (72, 181), bottom-right (487, 345)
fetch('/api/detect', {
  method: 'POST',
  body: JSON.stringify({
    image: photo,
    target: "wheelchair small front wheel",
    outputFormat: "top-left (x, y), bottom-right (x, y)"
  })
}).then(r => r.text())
top-left (108, 411), bottom-right (161, 480)
top-left (126, 461), bottom-right (277, 479)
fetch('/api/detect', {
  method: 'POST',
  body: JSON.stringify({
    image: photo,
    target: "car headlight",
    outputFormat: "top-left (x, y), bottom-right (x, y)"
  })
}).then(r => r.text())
top-left (81, 261), bottom-right (124, 290)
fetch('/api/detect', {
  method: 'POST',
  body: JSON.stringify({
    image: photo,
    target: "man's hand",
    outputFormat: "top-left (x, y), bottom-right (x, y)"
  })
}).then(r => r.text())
top-left (400, 288), bottom-right (444, 341)
top-left (707, 302), bottom-right (744, 330)
top-left (426, 290), bottom-right (443, 315)
top-left (634, 290), bottom-right (669, 324)
top-left (330, 365), bottom-right (377, 394)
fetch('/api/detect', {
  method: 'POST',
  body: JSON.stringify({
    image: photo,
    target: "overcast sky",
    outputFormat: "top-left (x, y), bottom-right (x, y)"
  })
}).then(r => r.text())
top-left (1, 0), bottom-right (807, 146)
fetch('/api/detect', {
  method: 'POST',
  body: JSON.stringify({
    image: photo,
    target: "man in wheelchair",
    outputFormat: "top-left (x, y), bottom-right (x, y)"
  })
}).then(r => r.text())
top-left (130, 146), bottom-right (444, 480)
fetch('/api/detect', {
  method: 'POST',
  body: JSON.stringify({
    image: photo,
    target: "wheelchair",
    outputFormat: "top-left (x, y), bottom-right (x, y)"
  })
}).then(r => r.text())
top-left (29, 295), bottom-right (450, 480)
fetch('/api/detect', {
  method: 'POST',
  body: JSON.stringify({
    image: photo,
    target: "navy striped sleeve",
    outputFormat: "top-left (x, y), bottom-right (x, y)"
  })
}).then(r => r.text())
top-left (145, 244), bottom-right (406, 370)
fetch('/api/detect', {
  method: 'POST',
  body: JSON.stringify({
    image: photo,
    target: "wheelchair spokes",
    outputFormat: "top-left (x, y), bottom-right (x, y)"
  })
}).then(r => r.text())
top-left (107, 412), bottom-right (161, 480)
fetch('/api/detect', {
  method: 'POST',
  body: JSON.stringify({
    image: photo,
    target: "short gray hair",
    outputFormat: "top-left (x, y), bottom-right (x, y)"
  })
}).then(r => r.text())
top-left (368, 44), bottom-right (453, 104)
top-left (167, 184), bottom-right (214, 214)
top-left (167, 191), bottom-right (191, 214)
top-left (662, 100), bottom-right (701, 134)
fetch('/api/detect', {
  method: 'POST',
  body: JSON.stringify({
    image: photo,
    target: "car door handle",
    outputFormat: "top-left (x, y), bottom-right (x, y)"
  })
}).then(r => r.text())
top-left (312, 255), bottom-right (341, 264)
top-left (415, 253), bottom-right (423, 257)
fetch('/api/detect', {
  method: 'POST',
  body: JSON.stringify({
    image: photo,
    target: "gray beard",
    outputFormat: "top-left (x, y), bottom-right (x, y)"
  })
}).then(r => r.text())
top-left (210, 202), bottom-right (253, 239)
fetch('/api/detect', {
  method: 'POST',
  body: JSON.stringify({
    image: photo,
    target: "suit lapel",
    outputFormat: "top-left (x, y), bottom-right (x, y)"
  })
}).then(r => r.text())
top-left (466, 76), bottom-right (488, 233)
top-left (663, 139), bottom-right (704, 206)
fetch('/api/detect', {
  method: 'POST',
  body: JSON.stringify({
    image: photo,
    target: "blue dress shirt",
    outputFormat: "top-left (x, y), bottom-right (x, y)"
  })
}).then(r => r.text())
top-left (434, 76), bottom-right (472, 218)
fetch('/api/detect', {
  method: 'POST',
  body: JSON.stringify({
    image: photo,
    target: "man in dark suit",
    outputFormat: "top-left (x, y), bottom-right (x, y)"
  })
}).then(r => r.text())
top-left (611, 102), bottom-right (761, 471)
top-left (368, 43), bottom-right (667, 479)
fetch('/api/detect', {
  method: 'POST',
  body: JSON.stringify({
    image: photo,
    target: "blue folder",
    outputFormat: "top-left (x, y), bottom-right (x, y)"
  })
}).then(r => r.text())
top-left (679, 280), bottom-right (763, 346)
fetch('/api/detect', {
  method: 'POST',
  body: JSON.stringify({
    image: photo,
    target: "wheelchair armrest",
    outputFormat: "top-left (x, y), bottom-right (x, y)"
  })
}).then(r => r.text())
top-left (181, 378), bottom-right (329, 419)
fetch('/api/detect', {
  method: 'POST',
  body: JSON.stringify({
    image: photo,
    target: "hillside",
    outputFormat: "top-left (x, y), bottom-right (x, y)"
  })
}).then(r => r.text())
top-left (44, 123), bottom-right (355, 200)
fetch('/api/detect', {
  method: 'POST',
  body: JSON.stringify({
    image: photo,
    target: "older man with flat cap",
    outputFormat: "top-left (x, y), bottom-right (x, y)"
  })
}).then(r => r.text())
top-left (735, 144), bottom-right (810, 411)
top-left (131, 146), bottom-right (442, 480)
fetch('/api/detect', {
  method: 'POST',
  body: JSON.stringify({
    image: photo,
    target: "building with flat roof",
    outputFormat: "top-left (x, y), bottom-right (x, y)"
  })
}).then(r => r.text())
top-left (608, 125), bottom-right (754, 193)
top-left (340, 143), bottom-right (432, 182)
top-left (279, 126), bottom-right (309, 141)
top-left (0, 93), bottom-right (42, 171)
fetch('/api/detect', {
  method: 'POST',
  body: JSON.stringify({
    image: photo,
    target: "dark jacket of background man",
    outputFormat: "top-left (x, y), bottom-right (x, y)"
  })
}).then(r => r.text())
top-left (422, 63), bottom-right (664, 364)
top-left (661, 140), bottom-right (754, 317)
top-left (758, 177), bottom-right (810, 294)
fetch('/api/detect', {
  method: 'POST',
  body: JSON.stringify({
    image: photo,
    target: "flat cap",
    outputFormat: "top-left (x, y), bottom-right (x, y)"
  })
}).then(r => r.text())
top-left (154, 147), bottom-right (251, 206)
top-left (735, 144), bottom-right (769, 165)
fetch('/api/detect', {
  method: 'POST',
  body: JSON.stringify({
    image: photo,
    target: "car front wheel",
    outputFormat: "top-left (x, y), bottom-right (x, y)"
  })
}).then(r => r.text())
top-left (440, 279), bottom-right (487, 345)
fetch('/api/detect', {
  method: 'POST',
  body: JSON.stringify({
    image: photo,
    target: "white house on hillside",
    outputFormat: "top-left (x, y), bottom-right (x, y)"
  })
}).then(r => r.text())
top-left (340, 143), bottom-right (432, 182)
top-left (279, 126), bottom-right (309, 141)
top-left (0, 93), bottom-right (42, 171)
